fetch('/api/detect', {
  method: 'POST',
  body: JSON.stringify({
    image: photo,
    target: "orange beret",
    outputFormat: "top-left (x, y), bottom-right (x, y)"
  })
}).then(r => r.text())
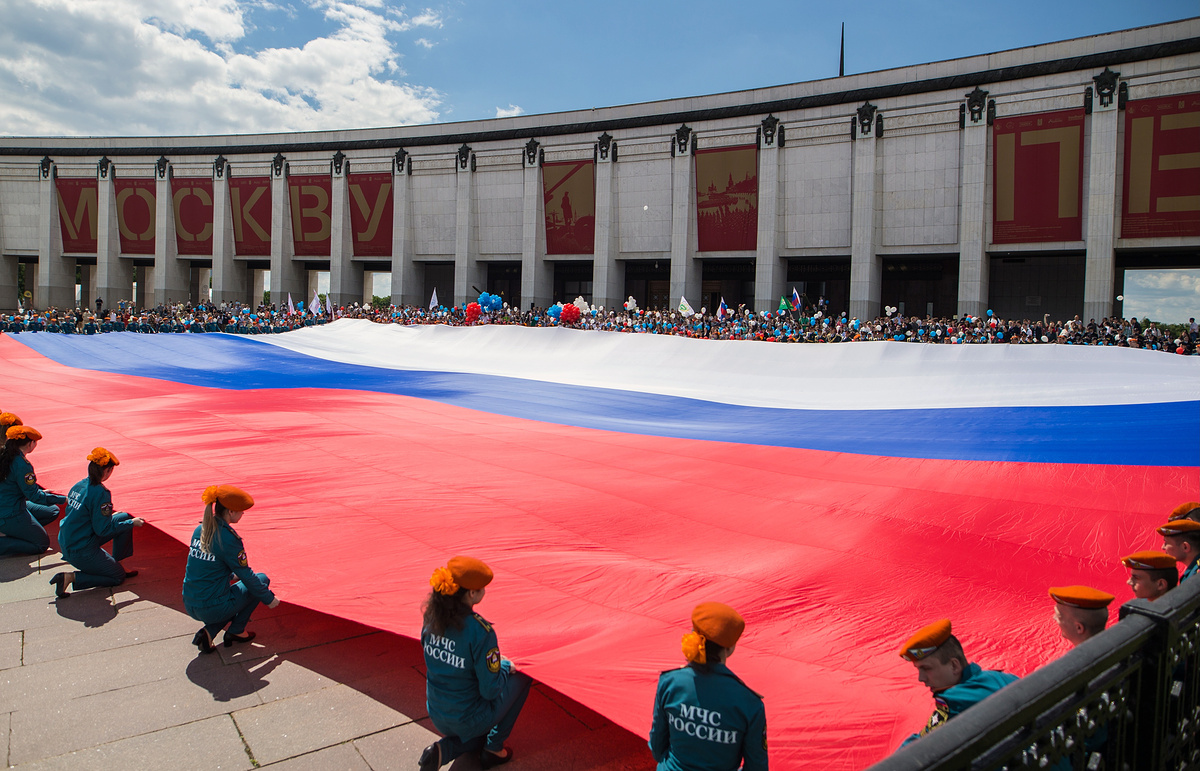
top-left (1121, 550), bottom-right (1177, 571)
top-left (899, 619), bottom-right (952, 661)
top-left (201, 484), bottom-right (255, 511)
top-left (1168, 502), bottom-right (1200, 521)
top-left (1049, 586), bottom-right (1115, 609)
top-left (1158, 519), bottom-right (1200, 537)
top-left (691, 602), bottom-right (746, 649)
top-left (86, 447), bottom-right (120, 467)
top-left (0, 412), bottom-right (21, 428)
top-left (6, 425), bottom-right (41, 442)
top-left (447, 555), bottom-right (494, 591)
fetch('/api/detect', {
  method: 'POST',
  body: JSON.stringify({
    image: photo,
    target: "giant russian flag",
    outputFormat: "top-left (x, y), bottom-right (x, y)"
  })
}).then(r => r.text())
top-left (2, 322), bottom-right (1197, 769)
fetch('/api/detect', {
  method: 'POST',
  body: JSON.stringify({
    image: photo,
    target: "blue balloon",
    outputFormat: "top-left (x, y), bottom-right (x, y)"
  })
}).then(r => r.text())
top-left (997, 332), bottom-right (1004, 339)
top-left (986, 309), bottom-right (994, 317)
top-left (918, 328), bottom-right (926, 336)
top-left (547, 305), bottom-right (562, 319)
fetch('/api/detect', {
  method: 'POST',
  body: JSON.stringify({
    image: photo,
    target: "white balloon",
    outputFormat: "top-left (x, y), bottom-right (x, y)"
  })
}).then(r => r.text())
top-left (1116, 295), bottom-right (1124, 301)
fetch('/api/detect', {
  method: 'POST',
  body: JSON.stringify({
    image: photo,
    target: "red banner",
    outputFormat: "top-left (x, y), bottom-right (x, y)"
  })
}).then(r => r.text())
top-left (992, 108), bottom-right (1084, 243)
top-left (55, 178), bottom-right (98, 253)
top-left (172, 177), bottom-right (214, 256)
top-left (348, 172), bottom-right (394, 257)
top-left (1122, 93), bottom-right (1200, 238)
top-left (115, 178), bottom-right (156, 255)
top-left (289, 175), bottom-right (332, 256)
top-left (543, 161), bottom-right (595, 255)
top-left (696, 145), bottom-right (758, 252)
top-left (229, 177), bottom-right (271, 256)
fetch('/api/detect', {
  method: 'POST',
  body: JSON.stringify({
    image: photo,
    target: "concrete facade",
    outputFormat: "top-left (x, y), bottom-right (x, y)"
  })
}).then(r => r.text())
top-left (1, 19), bottom-right (1198, 317)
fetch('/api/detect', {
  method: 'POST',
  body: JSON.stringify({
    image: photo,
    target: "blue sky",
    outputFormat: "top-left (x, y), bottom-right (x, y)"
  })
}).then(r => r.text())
top-left (0, 0), bottom-right (1194, 135)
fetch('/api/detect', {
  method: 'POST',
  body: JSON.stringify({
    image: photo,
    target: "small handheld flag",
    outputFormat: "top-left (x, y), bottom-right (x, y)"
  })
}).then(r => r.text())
top-left (717, 298), bottom-right (729, 321)
top-left (678, 296), bottom-right (695, 317)
top-left (791, 287), bottom-right (801, 311)
top-left (288, 293), bottom-right (296, 315)
top-left (429, 288), bottom-right (439, 310)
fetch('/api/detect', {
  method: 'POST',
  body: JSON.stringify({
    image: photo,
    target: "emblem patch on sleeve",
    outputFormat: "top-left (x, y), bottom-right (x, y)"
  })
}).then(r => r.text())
top-left (486, 647), bottom-right (501, 673)
top-left (100, 502), bottom-right (113, 517)
top-left (237, 550), bottom-right (248, 567)
top-left (921, 698), bottom-right (951, 736)
top-left (24, 472), bottom-right (36, 485)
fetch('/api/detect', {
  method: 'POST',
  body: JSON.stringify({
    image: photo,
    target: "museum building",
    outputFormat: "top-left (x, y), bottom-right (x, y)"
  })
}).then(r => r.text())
top-left (0, 18), bottom-right (1197, 321)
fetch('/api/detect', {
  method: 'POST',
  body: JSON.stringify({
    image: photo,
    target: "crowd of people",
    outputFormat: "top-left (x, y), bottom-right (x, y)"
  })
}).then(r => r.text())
top-left (2, 404), bottom-right (1198, 769)
top-left (3, 297), bottom-right (1197, 353)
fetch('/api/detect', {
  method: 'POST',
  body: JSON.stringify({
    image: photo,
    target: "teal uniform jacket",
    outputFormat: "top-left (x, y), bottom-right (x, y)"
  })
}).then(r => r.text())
top-left (0, 455), bottom-right (66, 526)
top-left (182, 520), bottom-right (275, 609)
top-left (902, 663), bottom-right (1018, 746)
top-left (58, 479), bottom-right (135, 561)
top-left (1182, 560), bottom-right (1197, 583)
top-left (423, 612), bottom-right (512, 739)
top-left (649, 663), bottom-right (768, 771)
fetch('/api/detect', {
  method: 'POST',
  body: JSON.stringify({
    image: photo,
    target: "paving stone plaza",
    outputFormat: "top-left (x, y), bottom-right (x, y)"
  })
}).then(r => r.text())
top-left (0, 526), bottom-right (651, 770)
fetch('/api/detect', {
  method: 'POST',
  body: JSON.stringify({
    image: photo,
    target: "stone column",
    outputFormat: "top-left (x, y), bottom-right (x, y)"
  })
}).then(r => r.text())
top-left (210, 158), bottom-right (246, 306)
top-left (270, 155), bottom-right (304, 309)
top-left (328, 155), bottom-right (361, 308)
top-left (95, 161), bottom-right (131, 310)
top-left (754, 117), bottom-right (784, 313)
top-left (1083, 74), bottom-right (1121, 323)
top-left (957, 90), bottom-right (991, 318)
top-left (0, 180), bottom-right (9, 312)
top-left (520, 143), bottom-right (551, 309)
top-left (669, 126), bottom-right (699, 308)
top-left (454, 145), bottom-right (481, 306)
top-left (390, 152), bottom-right (418, 306)
top-left (37, 160), bottom-right (73, 310)
top-left (849, 106), bottom-right (882, 320)
top-left (153, 160), bottom-right (188, 307)
top-left (0, 254), bottom-right (15, 313)
top-left (592, 134), bottom-right (621, 311)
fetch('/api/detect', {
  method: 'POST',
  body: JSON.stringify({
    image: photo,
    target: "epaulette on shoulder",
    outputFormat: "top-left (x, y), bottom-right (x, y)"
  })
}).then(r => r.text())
top-left (716, 668), bottom-right (765, 700)
top-left (472, 613), bottom-right (493, 633)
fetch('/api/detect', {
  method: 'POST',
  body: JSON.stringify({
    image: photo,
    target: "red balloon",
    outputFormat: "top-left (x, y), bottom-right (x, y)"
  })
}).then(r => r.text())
top-left (560, 304), bottom-right (581, 323)
top-left (465, 302), bottom-right (482, 324)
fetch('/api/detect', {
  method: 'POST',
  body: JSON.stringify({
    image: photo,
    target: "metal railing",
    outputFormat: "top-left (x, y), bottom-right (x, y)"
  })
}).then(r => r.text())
top-left (868, 576), bottom-right (1200, 771)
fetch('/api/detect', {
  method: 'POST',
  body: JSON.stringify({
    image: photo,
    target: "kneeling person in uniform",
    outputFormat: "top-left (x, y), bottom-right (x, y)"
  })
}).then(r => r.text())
top-left (899, 619), bottom-right (1017, 747)
top-left (1121, 551), bottom-right (1178, 602)
top-left (649, 602), bottom-right (767, 770)
top-left (182, 485), bottom-right (279, 653)
top-left (420, 556), bottom-right (531, 771)
top-left (50, 448), bottom-right (145, 597)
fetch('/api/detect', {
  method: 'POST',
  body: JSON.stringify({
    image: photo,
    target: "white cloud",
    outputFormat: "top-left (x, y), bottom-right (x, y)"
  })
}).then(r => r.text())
top-left (0, 0), bottom-right (444, 136)
top-left (495, 103), bottom-right (523, 119)
top-left (414, 37), bottom-right (434, 49)
top-left (1122, 269), bottom-right (1200, 324)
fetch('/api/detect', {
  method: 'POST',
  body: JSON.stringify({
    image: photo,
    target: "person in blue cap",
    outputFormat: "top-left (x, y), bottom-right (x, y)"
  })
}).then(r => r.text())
top-left (649, 601), bottom-right (768, 771)
top-left (0, 424), bottom-right (66, 556)
top-left (182, 484), bottom-right (278, 653)
top-left (419, 555), bottom-right (531, 771)
top-left (49, 447), bottom-right (145, 597)
top-left (897, 619), bottom-right (1018, 747)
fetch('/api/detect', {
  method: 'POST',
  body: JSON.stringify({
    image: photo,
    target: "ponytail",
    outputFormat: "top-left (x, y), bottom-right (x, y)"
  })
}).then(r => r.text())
top-left (199, 501), bottom-right (228, 554)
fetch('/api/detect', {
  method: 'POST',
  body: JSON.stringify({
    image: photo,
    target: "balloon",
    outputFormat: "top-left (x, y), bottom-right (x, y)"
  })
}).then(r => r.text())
top-left (465, 302), bottom-right (482, 324)
top-left (560, 304), bottom-right (581, 323)
top-left (987, 309), bottom-right (994, 317)
top-left (547, 304), bottom-right (563, 319)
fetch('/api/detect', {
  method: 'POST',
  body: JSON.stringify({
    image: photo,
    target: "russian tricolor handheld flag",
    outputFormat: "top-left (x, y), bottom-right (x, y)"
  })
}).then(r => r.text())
top-left (717, 297), bottom-right (729, 320)
top-left (2, 322), bottom-right (1195, 770)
